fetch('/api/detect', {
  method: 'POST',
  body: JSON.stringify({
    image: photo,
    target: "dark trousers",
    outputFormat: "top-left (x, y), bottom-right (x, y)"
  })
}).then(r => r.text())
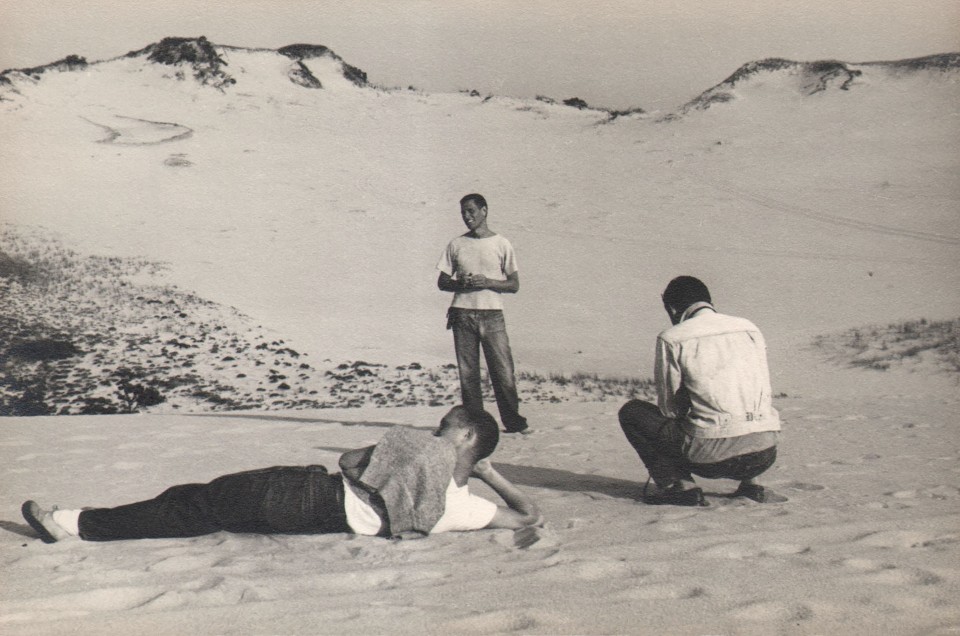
top-left (618, 399), bottom-right (776, 487)
top-left (449, 308), bottom-right (527, 431)
top-left (78, 465), bottom-right (350, 541)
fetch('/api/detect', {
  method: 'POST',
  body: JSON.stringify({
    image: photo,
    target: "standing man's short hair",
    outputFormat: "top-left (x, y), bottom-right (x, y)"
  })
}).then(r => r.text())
top-left (460, 193), bottom-right (488, 210)
top-left (662, 276), bottom-right (711, 313)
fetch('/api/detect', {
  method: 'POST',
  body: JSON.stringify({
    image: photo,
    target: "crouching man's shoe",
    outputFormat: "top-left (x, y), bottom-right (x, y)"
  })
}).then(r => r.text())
top-left (21, 501), bottom-right (72, 543)
top-left (642, 484), bottom-right (707, 507)
top-left (733, 482), bottom-right (788, 503)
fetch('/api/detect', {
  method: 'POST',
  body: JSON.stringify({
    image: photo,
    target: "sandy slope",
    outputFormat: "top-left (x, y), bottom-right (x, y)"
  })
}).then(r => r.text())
top-left (2, 47), bottom-right (957, 382)
top-left (2, 362), bottom-right (959, 635)
top-left (2, 43), bottom-right (959, 634)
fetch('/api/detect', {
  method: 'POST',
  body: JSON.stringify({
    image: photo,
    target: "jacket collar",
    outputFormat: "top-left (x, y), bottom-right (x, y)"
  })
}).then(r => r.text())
top-left (679, 301), bottom-right (715, 323)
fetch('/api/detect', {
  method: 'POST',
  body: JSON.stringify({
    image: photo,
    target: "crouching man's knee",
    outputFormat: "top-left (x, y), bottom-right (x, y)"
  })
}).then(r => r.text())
top-left (618, 399), bottom-right (659, 429)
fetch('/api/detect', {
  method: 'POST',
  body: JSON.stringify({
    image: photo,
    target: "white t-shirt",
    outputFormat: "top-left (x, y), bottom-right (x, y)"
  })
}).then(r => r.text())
top-left (436, 234), bottom-right (518, 310)
top-left (343, 478), bottom-right (498, 535)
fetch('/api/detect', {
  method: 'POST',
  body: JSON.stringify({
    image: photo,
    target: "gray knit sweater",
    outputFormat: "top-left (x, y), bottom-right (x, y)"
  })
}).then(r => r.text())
top-left (356, 427), bottom-right (457, 537)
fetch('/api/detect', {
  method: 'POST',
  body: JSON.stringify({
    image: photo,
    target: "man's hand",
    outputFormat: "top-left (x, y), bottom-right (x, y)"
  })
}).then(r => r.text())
top-left (460, 273), bottom-right (488, 290)
top-left (475, 460), bottom-right (542, 530)
top-left (513, 524), bottom-right (557, 549)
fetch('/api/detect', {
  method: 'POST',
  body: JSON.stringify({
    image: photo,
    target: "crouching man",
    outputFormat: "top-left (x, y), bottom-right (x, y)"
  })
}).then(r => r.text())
top-left (22, 406), bottom-right (541, 543)
top-left (619, 276), bottom-right (784, 506)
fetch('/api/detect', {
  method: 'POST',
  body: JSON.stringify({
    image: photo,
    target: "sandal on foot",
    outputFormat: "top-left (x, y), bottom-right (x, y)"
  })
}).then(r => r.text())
top-left (21, 501), bottom-right (70, 543)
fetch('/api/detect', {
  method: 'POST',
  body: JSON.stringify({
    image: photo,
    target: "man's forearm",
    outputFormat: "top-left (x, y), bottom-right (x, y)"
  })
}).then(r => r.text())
top-left (480, 278), bottom-right (518, 294)
top-left (437, 273), bottom-right (461, 293)
top-left (479, 466), bottom-right (540, 524)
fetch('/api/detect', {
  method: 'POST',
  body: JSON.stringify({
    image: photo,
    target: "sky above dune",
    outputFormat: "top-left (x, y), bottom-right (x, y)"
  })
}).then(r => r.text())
top-left (2, 0), bottom-right (958, 110)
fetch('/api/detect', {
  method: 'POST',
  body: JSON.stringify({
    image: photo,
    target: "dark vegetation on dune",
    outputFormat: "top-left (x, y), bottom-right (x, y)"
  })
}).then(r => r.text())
top-left (1, 36), bottom-right (371, 92)
top-left (814, 319), bottom-right (960, 373)
top-left (278, 43), bottom-right (368, 86)
top-left (865, 52), bottom-right (960, 71)
top-left (126, 36), bottom-right (236, 89)
top-left (675, 53), bottom-right (960, 115)
top-left (0, 229), bottom-right (654, 417)
top-left (0, 55), bottom-right (89, 84)
top-left (5, 35), bottom-right (953, 121)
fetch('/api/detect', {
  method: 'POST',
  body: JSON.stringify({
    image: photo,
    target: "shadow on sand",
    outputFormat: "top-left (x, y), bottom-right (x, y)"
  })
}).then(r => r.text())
top-left (189, 412), bottom-right (434, 431)
top-left (492, 462), bottom-right (639, 500)
top-left (0, 520), bottom-right (36, 540)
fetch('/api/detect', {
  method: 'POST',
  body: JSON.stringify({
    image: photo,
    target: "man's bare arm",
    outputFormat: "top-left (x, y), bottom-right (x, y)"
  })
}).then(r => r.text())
top-left (439, 271), bottom-right (519, 295)
top-left (437, 271), bottom-right (462, 293)
top-left (472, 459), bottom-right (541, 529)
top-left (468, 271), bottom-right (519, 294)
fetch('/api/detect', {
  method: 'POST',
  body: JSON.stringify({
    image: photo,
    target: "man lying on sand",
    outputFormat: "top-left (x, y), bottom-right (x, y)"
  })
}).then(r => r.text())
top-left (619, 276), bottom-right (785, 506)
top-left (22, 406), bottom-right (542, 544)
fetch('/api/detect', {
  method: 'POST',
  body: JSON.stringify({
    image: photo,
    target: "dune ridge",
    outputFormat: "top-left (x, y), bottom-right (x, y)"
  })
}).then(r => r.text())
top-left (2, 35), bottom-right (959, 635)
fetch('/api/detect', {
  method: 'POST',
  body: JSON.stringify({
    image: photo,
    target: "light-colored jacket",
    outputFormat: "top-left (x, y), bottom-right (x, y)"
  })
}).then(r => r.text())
top-left (656, 303), bottom-right (781, 439)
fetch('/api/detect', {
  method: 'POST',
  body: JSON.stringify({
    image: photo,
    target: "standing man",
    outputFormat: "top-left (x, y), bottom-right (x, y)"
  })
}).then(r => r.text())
top-left (619, 276), bottom-right (783, 506)
top-left (437, 194), bottom-right (529, 434)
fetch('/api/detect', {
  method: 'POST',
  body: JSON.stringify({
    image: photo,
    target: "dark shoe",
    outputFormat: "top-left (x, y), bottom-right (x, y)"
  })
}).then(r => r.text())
top-left (643, 485), bottom-right (707, 507)
top-left (21, 500), bottom-right (70, 543)
top-left (733, 482), bottom-right (788, 503)
top-left (504, 422), bottom-right (529, 434)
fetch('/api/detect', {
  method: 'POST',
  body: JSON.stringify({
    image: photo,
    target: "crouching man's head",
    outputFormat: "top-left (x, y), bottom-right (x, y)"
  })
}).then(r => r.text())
top-left (662, 275), bottom-right (712, 325)
top-left (434, 405), bottom-right (500, 464)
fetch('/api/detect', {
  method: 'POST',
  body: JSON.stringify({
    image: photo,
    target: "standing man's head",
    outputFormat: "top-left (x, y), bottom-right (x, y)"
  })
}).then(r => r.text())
top-left (459, 193), bottom-right (490, 236)
top-left (434, 405), bottom-right (500, 462)
top-left (661, 276), bottom-right (712, 325)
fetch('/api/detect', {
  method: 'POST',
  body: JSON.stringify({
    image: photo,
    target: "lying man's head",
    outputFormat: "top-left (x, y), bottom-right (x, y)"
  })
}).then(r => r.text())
top-left (434, 406), bottom-right (500, 462)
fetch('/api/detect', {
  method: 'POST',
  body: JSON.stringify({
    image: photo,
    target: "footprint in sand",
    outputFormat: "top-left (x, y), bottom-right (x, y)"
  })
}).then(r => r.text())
top-left (137, 577), bottom-right (257, 610)
top-left (887, 489), bottom-right (918, 499)
top-left (696, 541), bottom-right (811, 560)
top-left (148, 554), bottom-right (224, 573)
top-left (854, 529), bottom-right (958, 550)
top-left (439, 608), bottom-right (547, 634)
top-left (858, 566), bottom-right (942, 586)
top-left (839, 557), bottom-right (943, 585)
top-left (164, 153), bottom-right (193, 167)
top-left (923, 485), bottom-right (960, 500)
top-left (614, 584), bottom-right (707, 601)
top-left (729, 600), bottom-right (814, 622)
top-left (540, 556), bottom-right (649, 582)
top-left (5, 586), bottom-right (167, 614)
top-left (784, 481), bottom-right (826, 491)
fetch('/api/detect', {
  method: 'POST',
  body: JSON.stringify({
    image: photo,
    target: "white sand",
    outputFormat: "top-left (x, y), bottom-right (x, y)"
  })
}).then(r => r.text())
top-left (2, 368), bottom-right (959, 635)
top-left (2, 44), bottom-right (959, 633)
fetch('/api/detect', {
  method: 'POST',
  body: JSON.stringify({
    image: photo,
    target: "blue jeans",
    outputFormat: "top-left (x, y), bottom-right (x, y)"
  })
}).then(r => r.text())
top-left (449, 308), bottom-right (527, 431)
top-left (77, 465), bottom-right (350, 541)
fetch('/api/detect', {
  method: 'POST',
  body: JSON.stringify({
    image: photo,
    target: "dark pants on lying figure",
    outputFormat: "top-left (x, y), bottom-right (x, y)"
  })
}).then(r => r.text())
top-left (78, 465), bottom-right (351, 541)
top-left (618, 400), bottom-right (776, 487)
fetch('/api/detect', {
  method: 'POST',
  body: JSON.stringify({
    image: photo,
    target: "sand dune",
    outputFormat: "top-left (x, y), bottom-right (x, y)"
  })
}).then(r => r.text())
top-left (2, 40), bottom-right (959, 634)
